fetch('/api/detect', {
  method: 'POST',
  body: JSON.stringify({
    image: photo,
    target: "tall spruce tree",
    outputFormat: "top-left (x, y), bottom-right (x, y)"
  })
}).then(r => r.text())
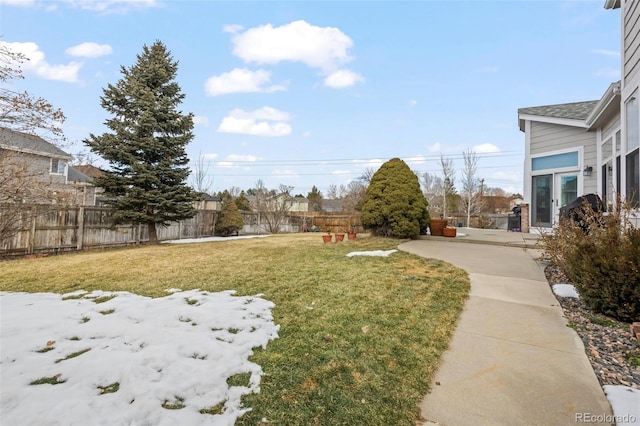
top-left (84, 41), bottom-right (198, 244)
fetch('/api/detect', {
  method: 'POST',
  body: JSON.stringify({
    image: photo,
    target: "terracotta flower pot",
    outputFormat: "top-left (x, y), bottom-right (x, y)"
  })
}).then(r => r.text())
top-left (443, 227), bottom-right (457, 238)
top-left (322, 234), bottom-right (332, 244)
top-left (335, 233), bottom-right (345, 242)
top-left (347, 232), bottom-right (357, 240)
top-left (429, 219), bottom-right (448, 236)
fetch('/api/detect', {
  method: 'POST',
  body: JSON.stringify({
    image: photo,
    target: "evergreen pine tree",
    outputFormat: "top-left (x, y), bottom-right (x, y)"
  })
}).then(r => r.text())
top-left (361, 158), bottom-right (430, 238)
top-left (307, 185), bottom-right (323, 211)
top-left (84, 41), bottom-right (198, 244)
top-left (216, 197), bottom-right (244, 237)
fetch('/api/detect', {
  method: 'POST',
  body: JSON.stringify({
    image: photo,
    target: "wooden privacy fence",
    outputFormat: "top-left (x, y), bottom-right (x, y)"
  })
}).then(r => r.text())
top-left (0, 205), bottom-right (217, 257)
top-left (0, 206), bottom-right (364, 258)
top-left (291, 212), bottom-right (363, 233)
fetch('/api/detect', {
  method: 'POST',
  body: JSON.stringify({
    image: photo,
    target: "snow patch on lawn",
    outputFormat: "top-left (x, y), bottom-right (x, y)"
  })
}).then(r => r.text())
top-left (162, 235), bottom-right (269, 244)
top-left (346, 249), bottom-right (398, 257)
top-left (552, 283), bottom-right (580, 299)
top-left (603, 385), bottom-right (640, 425)
top-left (0, 289), bottom-right (279, 425)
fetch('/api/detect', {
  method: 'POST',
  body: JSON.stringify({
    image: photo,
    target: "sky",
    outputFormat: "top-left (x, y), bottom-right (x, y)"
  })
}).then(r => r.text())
top-left (0, 0), bottom-right (622, 197)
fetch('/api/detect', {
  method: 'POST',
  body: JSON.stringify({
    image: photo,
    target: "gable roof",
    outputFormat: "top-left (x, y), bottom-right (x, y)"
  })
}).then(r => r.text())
top-left (0, 127), bottom-right (72, 160)
top-left (517, 100), bottom-right (599, 131)
top-left (67, 166), bottom-right (92, 184)
top-left (73, 164), bottom-right (105, 179)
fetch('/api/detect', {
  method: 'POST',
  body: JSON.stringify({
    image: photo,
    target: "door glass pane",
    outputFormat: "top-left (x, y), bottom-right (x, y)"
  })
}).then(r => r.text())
top-left (560, 175), bottom-right (578, 207)
top-left (532, 175), bottom-right (552, 227)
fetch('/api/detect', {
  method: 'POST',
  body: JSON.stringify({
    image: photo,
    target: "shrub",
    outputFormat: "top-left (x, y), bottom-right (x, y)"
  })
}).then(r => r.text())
top-left (361, 158), bottom-right (429, 238)
top-left (540, 201), bottom-right (640, 322)
top-left (216, 197), bottom-right (244, 237)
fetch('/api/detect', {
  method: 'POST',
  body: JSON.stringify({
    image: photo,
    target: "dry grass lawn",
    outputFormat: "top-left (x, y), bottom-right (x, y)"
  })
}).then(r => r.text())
top-left (0, 233), bottom-right (470, 425)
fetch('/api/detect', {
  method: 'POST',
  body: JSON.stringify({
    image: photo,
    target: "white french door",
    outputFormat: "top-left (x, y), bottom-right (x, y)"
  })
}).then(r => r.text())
top-left (554, 173), bottom-right (578, 224)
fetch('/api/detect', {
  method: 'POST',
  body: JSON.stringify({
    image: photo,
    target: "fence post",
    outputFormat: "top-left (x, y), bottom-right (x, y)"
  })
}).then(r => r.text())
top-left (77, 206), bottom-right (85, 251)
top-left (27, 206), bottom-right (37, 255)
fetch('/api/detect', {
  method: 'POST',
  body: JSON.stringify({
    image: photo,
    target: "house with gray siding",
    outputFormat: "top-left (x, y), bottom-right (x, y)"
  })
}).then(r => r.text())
top-left (518, 0), bottom-right (639, 229)
top-left (0, 127), bottom-right (98, 205)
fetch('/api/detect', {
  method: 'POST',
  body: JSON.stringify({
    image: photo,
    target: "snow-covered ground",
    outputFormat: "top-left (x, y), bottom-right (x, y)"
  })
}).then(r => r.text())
top-left (552, 283), bottom-right (639, 424)
top-left (162, 235), bottom-right (269, 244)
top-left (0, 289), bottom-right (279, 425)
top-left (346, 249), bottom-right (397, 257)
top-left (552, 283), bottom-right (580, 299)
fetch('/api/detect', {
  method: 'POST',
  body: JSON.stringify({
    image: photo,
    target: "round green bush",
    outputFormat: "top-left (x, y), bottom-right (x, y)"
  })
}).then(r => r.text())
top-left (361, 158), bottom-right (429, 238)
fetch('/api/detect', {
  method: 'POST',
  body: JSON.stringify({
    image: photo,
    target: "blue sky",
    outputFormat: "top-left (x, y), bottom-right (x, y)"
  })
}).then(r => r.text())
top-left (1, 0), bottom-right (621, 196)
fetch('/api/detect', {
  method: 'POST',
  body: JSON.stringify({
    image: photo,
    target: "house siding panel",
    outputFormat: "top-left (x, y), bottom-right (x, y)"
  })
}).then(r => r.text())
top-left (530, 122), bottom-right (595, 156)
top-left (584, 139), bottom-right (598, 194)
top-left (601, 115), bottom-right (621, 141)
top-left (623, 0), bottom-right (640, 85)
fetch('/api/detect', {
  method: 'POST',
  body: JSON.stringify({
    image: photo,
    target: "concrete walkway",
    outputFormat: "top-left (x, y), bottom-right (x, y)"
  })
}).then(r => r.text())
top-left (399, 229), bottom-right (612, 426)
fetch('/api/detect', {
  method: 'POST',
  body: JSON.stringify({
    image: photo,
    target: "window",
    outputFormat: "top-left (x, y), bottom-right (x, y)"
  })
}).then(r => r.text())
top-left (627, 149), bottom-right (639, 208)
top-left (626, 92), bottom-right (639, 207)
top-left (627, 93), bottom-right (639, 151)
top-left (531, 151), bottom-right (578, 171)
top-left (50, 158), bottom-right (65, 174)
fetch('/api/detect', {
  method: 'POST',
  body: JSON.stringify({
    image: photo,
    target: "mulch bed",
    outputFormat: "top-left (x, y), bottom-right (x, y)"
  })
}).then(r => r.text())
top-left (544, 264), bottom-right (639, 389)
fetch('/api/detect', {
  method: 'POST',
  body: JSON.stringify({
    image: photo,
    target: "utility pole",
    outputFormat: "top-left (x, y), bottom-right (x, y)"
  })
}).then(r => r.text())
top-left (479, 178), bottom-right (484, 215)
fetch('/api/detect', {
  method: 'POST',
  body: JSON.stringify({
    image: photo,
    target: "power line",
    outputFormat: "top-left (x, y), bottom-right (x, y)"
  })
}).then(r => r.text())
top-left (190, 152), bottom-right (524, 167)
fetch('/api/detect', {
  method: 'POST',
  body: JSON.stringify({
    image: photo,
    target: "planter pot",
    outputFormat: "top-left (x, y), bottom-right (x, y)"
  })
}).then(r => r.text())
top-left (443, 227), bottom-right (457, 238)
top-left (429, 219), bottom-right (448, 236)
top-left (335, 233), bottom-right (345, 242)
top-left (347, 232), bottom-right (357, 240)
top-left (322, 234), bottom-right (332, 244)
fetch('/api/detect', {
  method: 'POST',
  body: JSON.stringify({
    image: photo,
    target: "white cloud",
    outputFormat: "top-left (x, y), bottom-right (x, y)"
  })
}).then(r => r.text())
top-left (226, 154), bottom-right (260, 162)
top-left (216, 161), bottom-right (236, 168)
top-left (595, 68), bottom-right (620, 78)
top-left (352, 158), bottom-right (384, 170)
top-left (0, 0), bottom-right (34, 6)
top-left (233, 106), bottom-right (291, 121)
top-left (404, 155), bottom-right (427, 165)
top-left (62, 0), bottom-right (160, 12)
top-left (217, 107), bottom-right (292, 137)
top-left (1, 41), bottom-right (82, 82)
top-left (272, 169), bottom-right (299, 179)
top-left (472, 143), bottom-right (501, 154)
top-left (192, 115), bottom-right (209, 127)
top-left (205, 68), bottom-right (285, 96)
top-left (223, 24), bottom-right (244, 34)
top-left (426, 143), bottom-right (443, 153)
top-left (231, 20), bottom-right (353, 72)
top-left (323, 69), bottom-right (364, 88)
top-left (65, 42), bottom-right (113, 58)
top-left (591, 49), bottom-right (620, 57)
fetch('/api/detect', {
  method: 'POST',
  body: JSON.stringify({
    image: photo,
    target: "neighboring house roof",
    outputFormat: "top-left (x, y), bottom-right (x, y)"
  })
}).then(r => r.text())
top-left (67, 166), bottom-right (92, 184)
top-left (517, 100), bottom-right (599, 131)
top-left (0, 127), bottom-right (72, 160)
top-left (73, 164), bottom-right (105, 180)
top-left (197, 192), bottom-right (221, 202)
